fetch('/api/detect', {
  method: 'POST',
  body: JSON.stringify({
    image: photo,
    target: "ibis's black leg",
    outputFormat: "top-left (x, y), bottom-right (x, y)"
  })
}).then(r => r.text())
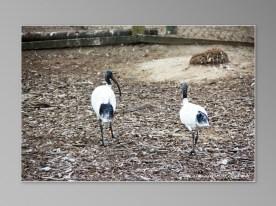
top-left (109, 122), bottom-right (115, 139)
top-left (99, 120), bottom-right (105, 146)
top-left (195, 130), bottom-right (199, 145)
top-left (190, 131), bottom-right (196, 155)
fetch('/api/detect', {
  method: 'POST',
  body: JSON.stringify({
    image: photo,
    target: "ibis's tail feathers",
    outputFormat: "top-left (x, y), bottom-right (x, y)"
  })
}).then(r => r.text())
top-left (196, 111), bottom-right (209, 127)
top-left (99, 103), bottom-right (114, 122)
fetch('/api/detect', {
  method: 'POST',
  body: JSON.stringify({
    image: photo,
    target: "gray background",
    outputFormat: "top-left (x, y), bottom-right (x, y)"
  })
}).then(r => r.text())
top-left (0, 0), bottom-right (275, 205)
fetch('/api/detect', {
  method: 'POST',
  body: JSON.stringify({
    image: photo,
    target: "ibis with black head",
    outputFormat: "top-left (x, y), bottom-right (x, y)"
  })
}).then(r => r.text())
top-left (91, 70), bottom-right (121, 146)
top-left (179, 81), bottom-right (209, 155)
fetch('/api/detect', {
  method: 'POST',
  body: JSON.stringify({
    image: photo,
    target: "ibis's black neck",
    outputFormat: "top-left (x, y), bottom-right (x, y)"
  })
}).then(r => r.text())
top-left (105, 77), bottom-right (112, 85)
top-left (182, 90), bottom-right (188, 99)
top-left (181, 83), bottom-right (188, 99)
top-left (105, 70), bottom-right (113, 85)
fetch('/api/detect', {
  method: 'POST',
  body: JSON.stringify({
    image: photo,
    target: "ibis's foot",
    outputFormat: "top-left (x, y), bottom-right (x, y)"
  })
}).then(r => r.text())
top-left (100, 140), bottom-right (108, 146)
top-left (189, 149), bottom-right (196, 156)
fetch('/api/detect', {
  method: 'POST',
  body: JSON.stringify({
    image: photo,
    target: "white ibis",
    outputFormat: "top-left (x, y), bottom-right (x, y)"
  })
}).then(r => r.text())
top-left (179, 82), bottom-right (209, 155)
top-left (91, 70), bottom-right (121, 146)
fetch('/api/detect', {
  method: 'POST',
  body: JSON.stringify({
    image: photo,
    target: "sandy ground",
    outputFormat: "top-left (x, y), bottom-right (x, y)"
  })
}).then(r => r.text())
top-left (22, 44), bottom-right (255, 181)
top-left (119, 45), bottom-right (254, 82)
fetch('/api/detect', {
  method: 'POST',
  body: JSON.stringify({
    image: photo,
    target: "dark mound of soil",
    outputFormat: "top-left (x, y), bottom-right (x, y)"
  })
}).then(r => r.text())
top-left (190, 48), bottom-right (229, 65)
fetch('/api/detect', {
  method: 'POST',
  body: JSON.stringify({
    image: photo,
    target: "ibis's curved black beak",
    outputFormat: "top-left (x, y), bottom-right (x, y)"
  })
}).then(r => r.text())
top-left (111, 75), bottom-right (121, 98)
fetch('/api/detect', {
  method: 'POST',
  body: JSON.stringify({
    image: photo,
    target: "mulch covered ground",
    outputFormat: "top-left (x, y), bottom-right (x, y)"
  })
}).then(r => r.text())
top-left (21, 45), bottom-right (255, 181)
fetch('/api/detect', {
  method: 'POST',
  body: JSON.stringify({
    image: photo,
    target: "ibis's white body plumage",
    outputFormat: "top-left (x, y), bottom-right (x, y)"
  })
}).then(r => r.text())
top-left (91, 70), bottom-right (121, 146)
top-left (180, 98), bottom-right (209, 131)
top-left (179, 81), bottom-right (209, 154)
top-left (91, 84), bottom-right (116, 123)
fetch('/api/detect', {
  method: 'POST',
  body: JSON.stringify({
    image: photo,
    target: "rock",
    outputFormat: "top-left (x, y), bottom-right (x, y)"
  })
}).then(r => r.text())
top-left (40, 166), bottom-right (51, 172)
top-left (220, 159), bottom-right (229, 165)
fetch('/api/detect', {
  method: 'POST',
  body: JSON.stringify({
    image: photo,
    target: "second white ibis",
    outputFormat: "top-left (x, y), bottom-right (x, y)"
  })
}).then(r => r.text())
top-left (179, 81), bottom-right (209, 155)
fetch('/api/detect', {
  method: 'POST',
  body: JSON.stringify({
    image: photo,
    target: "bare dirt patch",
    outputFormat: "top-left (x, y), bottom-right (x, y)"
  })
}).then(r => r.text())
top-left (119, 45), bottom-right (254, 83)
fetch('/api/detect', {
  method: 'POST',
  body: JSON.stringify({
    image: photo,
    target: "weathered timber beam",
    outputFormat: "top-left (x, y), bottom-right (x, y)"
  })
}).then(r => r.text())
top-left (22, 36), bottom-right (140, 50)
top-left (140, 35), bottom-right (254, 47)
top-left (22, 29), bottom-right (158, 42)
top-left (22, 35), bottom-right (254, 50)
